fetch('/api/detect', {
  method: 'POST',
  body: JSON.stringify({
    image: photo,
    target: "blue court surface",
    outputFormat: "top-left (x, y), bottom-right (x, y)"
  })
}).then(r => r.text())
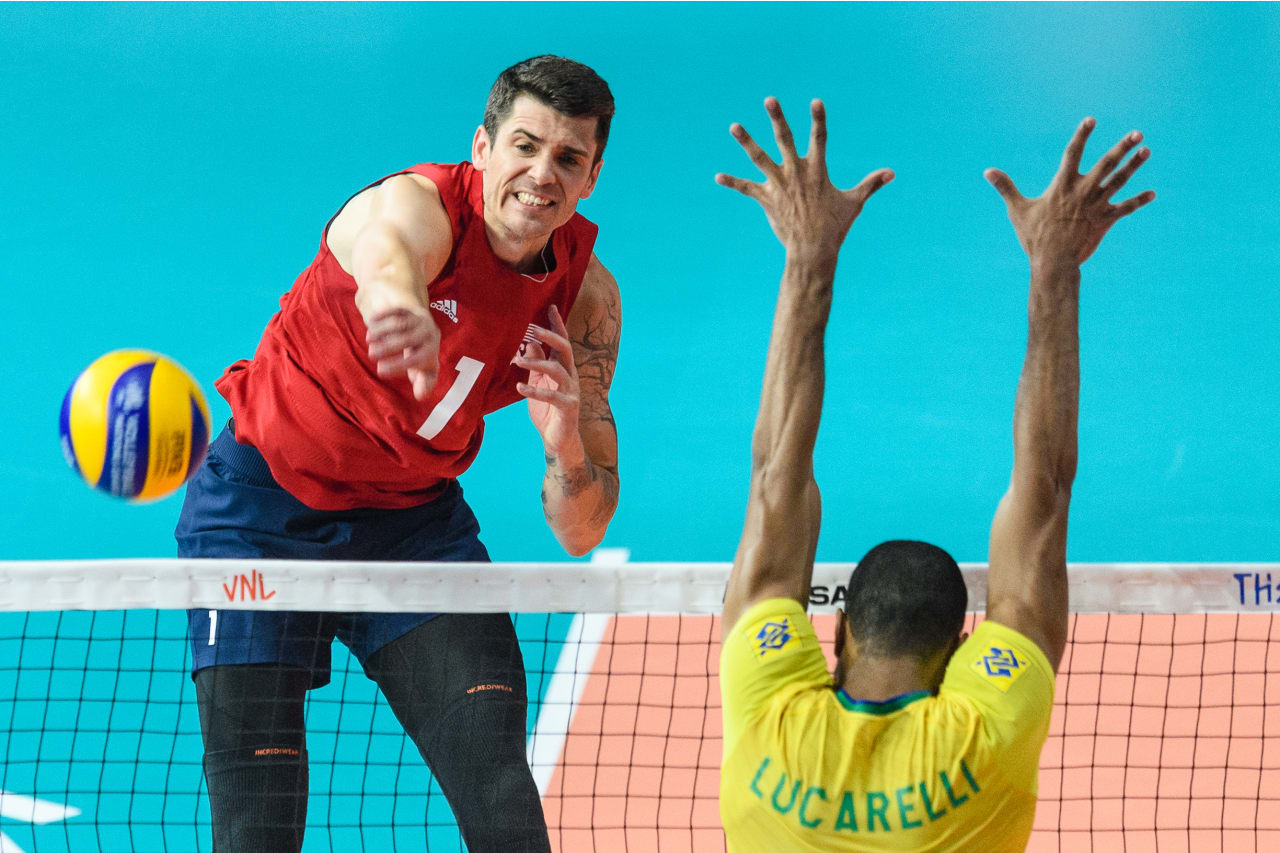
top-left (1, 3), bottom-right (1278, 851)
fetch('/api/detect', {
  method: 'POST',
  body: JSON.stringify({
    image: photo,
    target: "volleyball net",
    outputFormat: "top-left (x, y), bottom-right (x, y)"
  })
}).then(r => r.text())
top-left (2, 560), bottom-right (1279, 852)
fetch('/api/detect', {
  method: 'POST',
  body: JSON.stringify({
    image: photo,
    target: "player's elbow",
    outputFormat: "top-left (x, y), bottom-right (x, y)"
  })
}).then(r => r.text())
top-left (1039, 479), bottom-right (1074, 525)
top-left (746, 460), bottom-right (816, 512)
top-left (1009, 467), bottom-right (1075, 524)
top-left (1012, 433), bottom-right (1078, 498)
top-left (559, 529), bottom-right (604, 558)
top-left (748, 441), bottom-right (770, 477)
top-left (1049, 449), bottom-right (1078, 497)
top-left (553, 514), bottom-right (614, 557)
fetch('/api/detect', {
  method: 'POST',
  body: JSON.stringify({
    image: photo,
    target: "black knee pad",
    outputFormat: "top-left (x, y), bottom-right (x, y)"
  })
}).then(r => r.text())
top-left (203, 745), bottom-right (309, 853)
top-left (423, 693), bottom-right (549, 853)
top-left (412, 696), bottom-right (542, 845)
top-left (365, 615), bottom-right (547, 851)
top-left (194, 664), bottom-right (310, 752)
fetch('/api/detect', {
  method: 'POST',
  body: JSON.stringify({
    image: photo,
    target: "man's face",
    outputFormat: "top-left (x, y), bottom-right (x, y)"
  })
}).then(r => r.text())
top-left (472, 94), bottom-right (603, 246)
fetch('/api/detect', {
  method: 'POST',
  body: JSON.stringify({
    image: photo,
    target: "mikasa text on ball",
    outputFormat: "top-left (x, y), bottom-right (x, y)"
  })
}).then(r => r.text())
top-left (59, 350), bottom-right (212, 501)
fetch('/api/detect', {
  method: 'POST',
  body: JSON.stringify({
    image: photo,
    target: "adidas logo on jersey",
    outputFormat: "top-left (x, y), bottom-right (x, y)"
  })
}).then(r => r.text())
top-left (430, 299), bottom-right (459, 324)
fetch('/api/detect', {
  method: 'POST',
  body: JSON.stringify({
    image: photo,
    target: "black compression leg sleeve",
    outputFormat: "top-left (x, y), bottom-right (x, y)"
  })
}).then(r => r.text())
top-left (195, 664), bottom-right (312, 853)
top-left (363, 613), bottom-right (551, 853)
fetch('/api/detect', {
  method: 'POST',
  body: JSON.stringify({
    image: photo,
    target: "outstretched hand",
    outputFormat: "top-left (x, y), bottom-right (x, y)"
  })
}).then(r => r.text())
top-left (716, 98), bottom-right (893, 260)
top-left (986, 118), bottom-right (1155, 267)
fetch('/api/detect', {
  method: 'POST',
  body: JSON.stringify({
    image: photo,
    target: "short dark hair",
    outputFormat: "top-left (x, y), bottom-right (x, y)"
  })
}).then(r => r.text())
top-left (483, 55), bottom-right (615, 161)
top-left (845, 540), bottom-right (967, 659)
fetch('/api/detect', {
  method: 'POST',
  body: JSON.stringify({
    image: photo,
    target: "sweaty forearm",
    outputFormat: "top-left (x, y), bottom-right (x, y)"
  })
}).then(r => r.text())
top-left (541, 442), bottom-right (619, 557)
top-left (1012, 258), bottom-right (1081, 498)
top-left (730, 251), bottom-right (835, 592)
top-left (751, 251), bottom-right (836, 473)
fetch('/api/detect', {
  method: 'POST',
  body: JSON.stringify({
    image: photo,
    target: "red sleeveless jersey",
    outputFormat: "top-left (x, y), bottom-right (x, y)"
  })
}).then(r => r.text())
top-left (215, 162), bottom-right (598, 510)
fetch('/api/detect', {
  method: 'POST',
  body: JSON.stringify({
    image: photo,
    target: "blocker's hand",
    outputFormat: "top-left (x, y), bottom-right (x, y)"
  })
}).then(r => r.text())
top-left (986, 117), bottom-right (1156, 267)
top-left (366, 305), bottom-right (440, 401)
top-left (716, 97), bottom-right (893, 260)
top-left (515, 305), bottom-right (582, 457)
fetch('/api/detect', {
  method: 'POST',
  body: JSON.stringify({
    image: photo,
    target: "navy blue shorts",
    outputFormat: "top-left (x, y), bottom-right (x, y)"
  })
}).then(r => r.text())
top-left (177, 424), bottom-right (490, 688)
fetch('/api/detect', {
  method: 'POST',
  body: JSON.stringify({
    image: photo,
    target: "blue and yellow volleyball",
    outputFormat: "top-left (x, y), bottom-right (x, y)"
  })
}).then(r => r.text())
top-left (59, 350), bottom-right (211, 501)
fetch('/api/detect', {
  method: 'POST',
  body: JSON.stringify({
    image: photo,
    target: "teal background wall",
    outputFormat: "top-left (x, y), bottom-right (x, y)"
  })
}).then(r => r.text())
top-left (3, 3), bottom-right (1277, 564)
top-left (1, 3), bottom-right (1277, 850)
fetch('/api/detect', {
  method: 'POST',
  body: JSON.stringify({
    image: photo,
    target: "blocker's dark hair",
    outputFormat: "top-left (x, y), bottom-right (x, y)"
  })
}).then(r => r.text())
top-left (845, 540), bottom-right (968, 659)
top-left (483, 55), bottom-right (615, 161)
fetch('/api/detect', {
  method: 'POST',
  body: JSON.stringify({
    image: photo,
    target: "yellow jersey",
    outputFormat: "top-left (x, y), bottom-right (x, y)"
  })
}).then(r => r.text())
top-left (720, 598), bottom-right (1054, 852)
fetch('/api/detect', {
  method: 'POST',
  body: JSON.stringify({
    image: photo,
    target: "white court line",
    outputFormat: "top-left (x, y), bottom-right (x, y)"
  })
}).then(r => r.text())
top-left (527, 612), bottom-right (612, 796)
top-left (0, 790), bottom-right (80, 824)
top-left (0, 789), bottom-right (82, 853)
top-left (528, 549), bottom-right (628, 796)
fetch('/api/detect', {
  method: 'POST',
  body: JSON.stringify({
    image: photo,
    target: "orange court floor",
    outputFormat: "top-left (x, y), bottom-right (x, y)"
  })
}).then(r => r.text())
top-left (538, 613), bottom-right (1280, 853)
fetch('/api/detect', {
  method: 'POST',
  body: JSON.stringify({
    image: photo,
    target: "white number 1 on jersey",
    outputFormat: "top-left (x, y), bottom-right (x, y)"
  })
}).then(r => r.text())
top-left (417, 356), bottom-right (485, 440)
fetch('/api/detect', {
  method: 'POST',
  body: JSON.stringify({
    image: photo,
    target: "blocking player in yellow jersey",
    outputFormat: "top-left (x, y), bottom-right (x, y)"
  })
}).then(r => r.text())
top-left (715, 99), bottom-right (1155, 851)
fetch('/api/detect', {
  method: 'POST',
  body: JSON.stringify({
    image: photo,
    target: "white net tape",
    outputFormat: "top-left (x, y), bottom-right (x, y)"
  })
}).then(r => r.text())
top-left (1, 560), bottom-right (1277, 613)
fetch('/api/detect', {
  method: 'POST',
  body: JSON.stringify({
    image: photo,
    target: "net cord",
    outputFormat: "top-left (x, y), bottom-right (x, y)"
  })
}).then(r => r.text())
top-left (1, 560), bottom-right (1277, 614)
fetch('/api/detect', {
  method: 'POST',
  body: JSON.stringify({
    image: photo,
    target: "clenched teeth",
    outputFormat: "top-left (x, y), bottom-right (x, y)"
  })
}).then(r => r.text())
top-left (516, 192), bottom-right (553, 207)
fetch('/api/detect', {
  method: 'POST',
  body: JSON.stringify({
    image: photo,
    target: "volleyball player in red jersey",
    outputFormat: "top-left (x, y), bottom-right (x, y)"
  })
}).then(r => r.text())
top-left (175, 56), bottom-right (620, 852)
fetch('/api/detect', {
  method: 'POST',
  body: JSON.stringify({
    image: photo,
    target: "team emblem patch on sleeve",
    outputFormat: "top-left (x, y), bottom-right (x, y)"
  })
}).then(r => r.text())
top-left (970, 645), bottom-right (1029, 692)
top-left (745, 614), bottom-right (803, 663)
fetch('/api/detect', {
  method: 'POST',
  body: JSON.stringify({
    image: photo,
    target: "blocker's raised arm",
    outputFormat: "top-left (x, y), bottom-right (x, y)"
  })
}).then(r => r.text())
top-left (985, 118), bottom-right (1155, 669)
top-left (719, 98), bottom-right (892, 639)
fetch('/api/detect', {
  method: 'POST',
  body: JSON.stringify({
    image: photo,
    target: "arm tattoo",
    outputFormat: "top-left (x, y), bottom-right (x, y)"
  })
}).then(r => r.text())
top-left (542, 453), bottom-right (620, 527)
top-left (572, 283), bottom-right (621, 438)
top-left (540, 266), bottom-right (622, 539)
top-left (588, 462), bottom-right (620, 528)
top-left (544, 451), bottom-right (597, 499)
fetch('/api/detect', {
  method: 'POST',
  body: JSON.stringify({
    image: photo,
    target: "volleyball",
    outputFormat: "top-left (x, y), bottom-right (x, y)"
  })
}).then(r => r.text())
top-left (59, 350), bottom-right (212, 501)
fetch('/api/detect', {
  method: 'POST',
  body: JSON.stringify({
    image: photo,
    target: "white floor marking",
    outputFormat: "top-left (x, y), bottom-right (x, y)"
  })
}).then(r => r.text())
top-left (0, 789), bottom-right (81, 853)
top-left (527, 548), bottom-right (629, 796)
